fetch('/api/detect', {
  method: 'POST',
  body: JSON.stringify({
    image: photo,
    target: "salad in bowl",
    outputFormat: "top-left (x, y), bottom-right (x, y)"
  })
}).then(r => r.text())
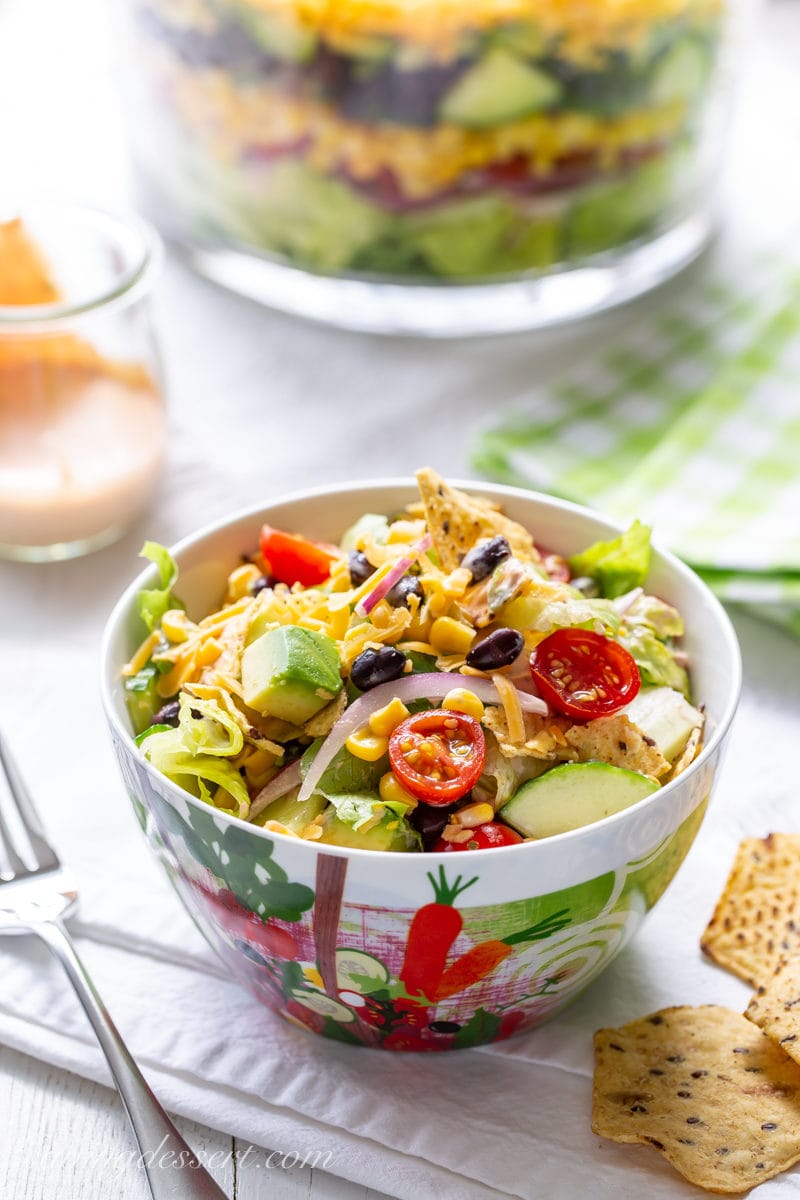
top-left (125, 468), bottom-right (703, 852)
top-left (103, 474), bottom-right (739, 1049)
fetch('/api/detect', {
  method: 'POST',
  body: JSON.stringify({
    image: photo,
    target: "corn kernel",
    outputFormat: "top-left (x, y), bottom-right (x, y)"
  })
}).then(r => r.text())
top-left (442, 688), bottom-right (485, 721)
top-left (454, 802), bottom-right (494, 829)
top-left (345, 728), bottom-right (389, 762)
top-left (430, 616), bottom-right (476, 656)
top-left (369, 697), bottom-right (410, 737)
top-left (161, 609), bottom-right (193, 644)
top-left (227, 563), bottom-right (262, 600)
top-left (379, 772), bottom-right (418, 810)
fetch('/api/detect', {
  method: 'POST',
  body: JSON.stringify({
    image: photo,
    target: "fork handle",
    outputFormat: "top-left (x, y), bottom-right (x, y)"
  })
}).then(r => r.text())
top-left (34, 918), bottom-right (230, 1200)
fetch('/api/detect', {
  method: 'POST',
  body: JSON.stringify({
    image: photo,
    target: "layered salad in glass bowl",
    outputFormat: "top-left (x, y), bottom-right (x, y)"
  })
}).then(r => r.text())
top-left (124, 0), bottom-right (729, 312)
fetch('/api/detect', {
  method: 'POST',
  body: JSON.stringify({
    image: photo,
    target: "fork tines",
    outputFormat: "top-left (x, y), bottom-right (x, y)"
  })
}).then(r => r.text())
top-left (0, 734), bottom-right (60, 880)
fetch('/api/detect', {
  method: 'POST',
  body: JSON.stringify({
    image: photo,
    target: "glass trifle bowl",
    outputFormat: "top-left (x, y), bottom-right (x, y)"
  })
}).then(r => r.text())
top-left (121, 0), bottom-right (740, 334)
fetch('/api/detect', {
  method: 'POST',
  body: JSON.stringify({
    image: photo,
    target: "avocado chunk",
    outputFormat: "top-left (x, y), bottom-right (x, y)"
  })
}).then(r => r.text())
top-left (649, 37), bottom-right (710, 107)
top-left (440, 49), bottom-right (563, 128)
top-left (124, 664), bottom-right (162, 735)
top-left (318, 808), bottom-right (419, 852)
top-left (252, 787), bottom-right (327, 832)
top-left (621, 686), bottom-right (703, 763)
top-left (242, 626), bottom-right (343, 724)
top-left (340, 512), bottom-right (389, 552)
top-left (500, 761), bottom-right (659, 838)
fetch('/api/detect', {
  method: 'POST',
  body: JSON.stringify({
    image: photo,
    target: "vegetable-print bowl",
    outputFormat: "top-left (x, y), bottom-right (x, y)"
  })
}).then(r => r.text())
top-left (101, 479), bottom-right (741, 1051)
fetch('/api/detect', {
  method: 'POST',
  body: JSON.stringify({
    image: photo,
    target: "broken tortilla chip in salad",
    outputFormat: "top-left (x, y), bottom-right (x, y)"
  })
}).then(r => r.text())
top-left (123, 469), bottom-right (704, 852)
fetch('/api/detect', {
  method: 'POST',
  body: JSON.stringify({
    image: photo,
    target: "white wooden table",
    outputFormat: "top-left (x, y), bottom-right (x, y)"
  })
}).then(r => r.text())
top-left (0, 1043), bottom-right (391, 1199)
top-left (1, 0), bottom-right (798, 1197)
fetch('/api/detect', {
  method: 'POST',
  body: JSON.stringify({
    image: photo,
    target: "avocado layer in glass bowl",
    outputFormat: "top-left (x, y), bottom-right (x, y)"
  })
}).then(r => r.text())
top-left (125, 0), bottom-right (724, 282)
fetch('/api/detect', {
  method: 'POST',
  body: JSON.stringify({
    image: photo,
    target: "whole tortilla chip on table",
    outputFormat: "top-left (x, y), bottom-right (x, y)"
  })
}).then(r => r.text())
top-left (701, 835), bottom-right (800, 986)
top-left (747, 958), bottom-right (800, 1066)
top-left (593, 1005), bottom-right (800, 1193)
top-left (415, 467), bottom-right (540, 571)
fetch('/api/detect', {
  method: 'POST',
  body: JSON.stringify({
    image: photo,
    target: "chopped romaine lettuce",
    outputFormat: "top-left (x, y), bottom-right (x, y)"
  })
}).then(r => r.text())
top-left (473, 732), bottom-right (548, 809)
top-left (568, 521), bottom-right (652, 599)
top-left (533, 596), bottom-right (621, 634)
top-left (142, 727), bottom-right (250, 816)
top-left (624, 593), bottom-right (684, 639)
top-left (178, 694), bottom-right (244, 758)
top-left (618, 625), bottom-right (690, 696)
top-left (137, 541), bottom-right (181, 633)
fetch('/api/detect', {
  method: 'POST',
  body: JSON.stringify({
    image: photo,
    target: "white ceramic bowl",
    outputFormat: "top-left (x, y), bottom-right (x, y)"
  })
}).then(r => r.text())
top-left (101, 480), bottom-right (741, 1051)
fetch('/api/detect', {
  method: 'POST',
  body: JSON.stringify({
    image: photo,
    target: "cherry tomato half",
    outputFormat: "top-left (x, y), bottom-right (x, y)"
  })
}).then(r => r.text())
top-left (259, 525), bottom-right (340, 588)
top-left (433, 822), bottom-right (524, 852)
top-left (388, 710), bottom-right (486, 806)
top-left (529, 628), bottom-right (640, 719)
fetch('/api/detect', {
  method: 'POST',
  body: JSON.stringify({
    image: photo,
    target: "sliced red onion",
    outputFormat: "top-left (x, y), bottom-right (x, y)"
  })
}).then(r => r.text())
top-left (250, 759), bottom-right (303, 819)
top-left (298, 672), bottom-right (548, 803)
top-left (613, 587), bottom-right (644, 615)
top-left (355, 533), bottom-right (433, 618)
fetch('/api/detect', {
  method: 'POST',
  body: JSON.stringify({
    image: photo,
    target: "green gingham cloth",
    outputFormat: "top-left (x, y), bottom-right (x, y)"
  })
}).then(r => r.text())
top-left (473, 257), bottom-right (800, 637)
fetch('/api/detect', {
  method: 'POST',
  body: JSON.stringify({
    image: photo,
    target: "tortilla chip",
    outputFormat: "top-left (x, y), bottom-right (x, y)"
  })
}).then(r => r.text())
top-left (593, 1005), bottom-right (800, 1193)
top-left (565, 713), bottom-right (670, 779)
top-left (482, 705), bottom-right (573, 760)
top-left (746, 958), bottom-right (800, 1067)
top-left (415, 468), bottom-right (538, 571)
top-left (701, 835), bottom-right (800, 986)
top-left (666, 721), bottom-right (704, 781)
top-left (0, 217), bottom-right (61, 305)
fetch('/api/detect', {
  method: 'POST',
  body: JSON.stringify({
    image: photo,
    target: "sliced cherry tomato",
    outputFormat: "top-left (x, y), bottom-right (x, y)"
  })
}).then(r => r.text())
top-left (433, 822), bottom-right (524, 852)
top-left (529, 628), bottom-right (640, 719)
top-left (388, 710), bottom-right (486, 806)
top-left (259, 525), bottom-right (339, 588)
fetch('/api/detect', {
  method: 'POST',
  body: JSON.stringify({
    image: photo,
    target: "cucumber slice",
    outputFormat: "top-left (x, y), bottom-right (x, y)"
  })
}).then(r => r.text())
top-left (649, 38), bottom-right (710, 106)
top-left (290, 989), bottom-right (356, 1022)
top-left (440, 49), bottom-right (563, 128)
top-left (500, 762), bottom-right (659, 839)
top-left (335, 948), bottom-right (390, 994)
top-left (621, 686), bottom-right (702, 763)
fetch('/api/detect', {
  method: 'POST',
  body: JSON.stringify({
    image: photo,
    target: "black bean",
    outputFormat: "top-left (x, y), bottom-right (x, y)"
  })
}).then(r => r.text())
top-left (428, 1020), bottom-right (461, 1033)
top-left (251, 573), bottom-right (277, 596)
top-left (385, 574), bottom-right (424, 608)
top-left (348, 550), bottom-right (375, 587)
top-left (466, 627), bottom-right (524, 671)
top-left (152, 700), bottom-right (180, 727)
top-left (410, 802), bottom-right (457, 848)
top-left (460, 536), bottom-right (511, 583)
top-left (571, 575), bottom-right (600, 598)
top-left (350, 647), bottom-right (406, 691)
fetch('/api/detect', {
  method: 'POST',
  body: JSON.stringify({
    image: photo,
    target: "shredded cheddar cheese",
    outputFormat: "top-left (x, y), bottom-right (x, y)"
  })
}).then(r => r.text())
top-left (491, 671), bottom-right (527, 745)
top-left (158, 57), bottom-right (690, 199)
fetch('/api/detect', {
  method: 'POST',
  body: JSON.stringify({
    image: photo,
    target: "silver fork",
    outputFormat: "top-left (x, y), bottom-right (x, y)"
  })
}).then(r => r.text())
top-left (0, 733), bottom-right (230, 1200)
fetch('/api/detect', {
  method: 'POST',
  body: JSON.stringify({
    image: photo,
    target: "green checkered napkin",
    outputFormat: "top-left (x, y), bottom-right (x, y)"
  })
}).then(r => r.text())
top-left (473, 258), bottom-right (800, 636)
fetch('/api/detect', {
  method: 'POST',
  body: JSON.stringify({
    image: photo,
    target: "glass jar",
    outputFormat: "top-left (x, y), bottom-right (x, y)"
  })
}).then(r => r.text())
top-left (121, 0), bottom-right (739, 335)
top-left (0, 205), bottom-right (165, 561)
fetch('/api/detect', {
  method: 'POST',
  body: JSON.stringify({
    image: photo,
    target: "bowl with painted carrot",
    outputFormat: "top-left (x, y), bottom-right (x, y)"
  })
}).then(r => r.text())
top-left (101, 471), bottom-right (740, 1049)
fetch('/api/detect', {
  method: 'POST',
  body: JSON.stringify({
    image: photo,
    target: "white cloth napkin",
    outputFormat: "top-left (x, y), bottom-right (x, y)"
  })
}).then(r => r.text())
top-left (1, 611), bottom-right (799, 1199)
